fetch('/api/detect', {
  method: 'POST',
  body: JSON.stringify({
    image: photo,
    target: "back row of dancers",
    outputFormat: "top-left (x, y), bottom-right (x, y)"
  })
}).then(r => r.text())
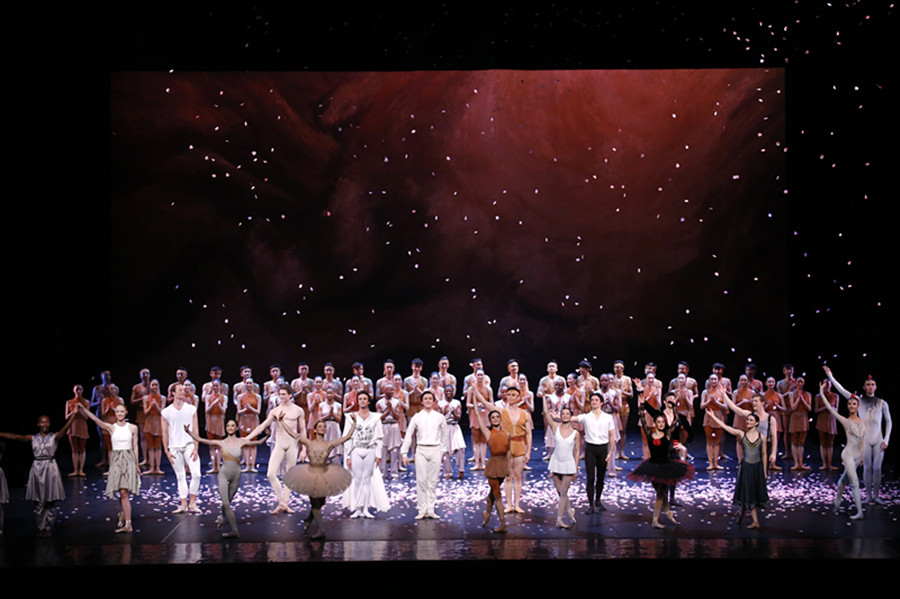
top-left (0, 358), bottom-right (890, 537)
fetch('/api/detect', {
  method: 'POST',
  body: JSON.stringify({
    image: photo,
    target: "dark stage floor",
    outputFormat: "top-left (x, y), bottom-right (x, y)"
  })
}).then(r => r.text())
top-left (1, 433), bottom-right (897, 569)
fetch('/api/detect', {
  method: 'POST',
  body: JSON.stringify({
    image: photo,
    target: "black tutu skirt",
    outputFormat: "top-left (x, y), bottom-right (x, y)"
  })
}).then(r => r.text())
top-left (628, 459), bottom-right (695, 486)
top-left (732, 460), bottom-right (769, 509)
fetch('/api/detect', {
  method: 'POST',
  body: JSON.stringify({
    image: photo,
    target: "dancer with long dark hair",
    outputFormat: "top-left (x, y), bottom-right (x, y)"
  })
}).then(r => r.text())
top-left (281, 417), bottom-right (356, 538)
top-left (629, 404), bottom-right (694, 528)
top-left (184, 420), bottom-right (269, 537)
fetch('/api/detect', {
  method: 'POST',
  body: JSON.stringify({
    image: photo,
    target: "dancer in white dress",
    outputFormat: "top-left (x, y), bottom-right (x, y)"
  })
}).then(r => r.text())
top-left (546, 406), bottom-right (581, 528)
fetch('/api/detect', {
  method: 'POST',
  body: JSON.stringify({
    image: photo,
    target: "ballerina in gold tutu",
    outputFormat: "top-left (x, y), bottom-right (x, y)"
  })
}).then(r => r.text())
top-left (280, 416), bottom-right (356, 538)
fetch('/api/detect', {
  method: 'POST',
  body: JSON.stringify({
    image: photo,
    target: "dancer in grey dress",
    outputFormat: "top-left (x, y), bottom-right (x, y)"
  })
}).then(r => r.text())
top-left (0, 414), bottom-right (75, 536)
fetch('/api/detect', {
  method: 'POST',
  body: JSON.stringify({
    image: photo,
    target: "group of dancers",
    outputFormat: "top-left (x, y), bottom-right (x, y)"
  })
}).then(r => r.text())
top-left (0, 357), bottom-right (891, 538)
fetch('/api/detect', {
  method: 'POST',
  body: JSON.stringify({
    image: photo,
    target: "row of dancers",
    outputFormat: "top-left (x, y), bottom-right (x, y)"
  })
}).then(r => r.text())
top-left (0, 364), bottom-right (890, 537)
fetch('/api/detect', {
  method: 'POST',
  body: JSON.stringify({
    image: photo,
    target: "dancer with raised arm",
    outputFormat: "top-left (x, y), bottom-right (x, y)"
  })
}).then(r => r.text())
top-left (184, 420), bottom-right (268, 537)
top-left (815, 379), bottom-right (866, 519)
top-left (281, 417), bottom-right (356, 539)
top-left (0, 413), bottom-right (75, 536)
top-left (78, 403), bottom-right (141, 533)
top-left (244, 384), bottom-right (306, 514)
top-left (823, 365), bottom-right (891, 505)
top-left (545, 406), bottom-right (581, 528)
top-left (471, 402), bottom-right (509, 533)
top-left (705, 409), bottom-right (768, 529)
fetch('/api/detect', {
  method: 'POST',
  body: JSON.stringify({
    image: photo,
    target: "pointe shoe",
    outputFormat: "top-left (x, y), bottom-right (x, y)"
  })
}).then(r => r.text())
top-left (115, 522), bottom-right (133, 533)
top-left (482, 511), bottom-right (491, 527)
top-left (850, 511), bottom-right (864, 520)
top-left (652, 520), bottom-right (665, 529)
top-left (665, 511), bottom-right (679, 525)
top-left (747, 522), bottom-right (760, 529)
top-left (556, 519), bottom-right (569, 529)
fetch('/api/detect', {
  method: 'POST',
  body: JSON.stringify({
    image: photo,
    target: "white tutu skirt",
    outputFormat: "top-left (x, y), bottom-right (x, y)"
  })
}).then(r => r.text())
top-left (283, 463), bottom-right (352, 498)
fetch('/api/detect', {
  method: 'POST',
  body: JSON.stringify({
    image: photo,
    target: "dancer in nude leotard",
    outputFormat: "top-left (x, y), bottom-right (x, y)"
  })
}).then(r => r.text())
top-left (184, 420), bottom-right (269, 537)
top-left (817, 379), bottom-right (867, 520)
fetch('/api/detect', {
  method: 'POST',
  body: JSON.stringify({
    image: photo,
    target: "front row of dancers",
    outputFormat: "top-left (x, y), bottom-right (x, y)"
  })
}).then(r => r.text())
top-left (0, 366), bottom-right (883, 537)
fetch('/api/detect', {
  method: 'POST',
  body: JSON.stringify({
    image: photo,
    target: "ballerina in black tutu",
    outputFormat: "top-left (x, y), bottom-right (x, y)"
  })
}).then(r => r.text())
top-left (705, 409), bottom-right (768, 529)
top-left (629, 402), bottom-right (695, 529)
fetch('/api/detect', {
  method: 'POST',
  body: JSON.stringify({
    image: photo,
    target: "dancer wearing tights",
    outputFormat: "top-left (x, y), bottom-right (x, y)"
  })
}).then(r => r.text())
top-left (472, 404), bottom-right (510, 533)
top-left (0, 413), bottom-right (75, 536)
top-left (823, 366), bottom-right (891, 505)
top-left (545, 406), bottom-right (581, 529)
top-left (705, 409), bottom-right (768, 529)
top-left (816, 381), bottom-right (866, 520)
top-left (475, 387), bottom-right (532, 514)
top-left (342, 391), bottom-right (390, 519)
top-left (185, 420), bottom-right (268, 537)
top-left (281, 418), bottom-right (356, 539)
top-left (78, 404), bottom-right (141, 533)
top-left (573, 392), bottom-right (616, 514)
top-left (629, 405), bottom-right (694, 529)
top-left (244, 385), bottom-right (307, 514)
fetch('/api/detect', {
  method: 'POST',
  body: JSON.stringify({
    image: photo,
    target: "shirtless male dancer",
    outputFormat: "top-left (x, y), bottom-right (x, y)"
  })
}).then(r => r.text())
top-left (246, 384), bottom-right (306, 513)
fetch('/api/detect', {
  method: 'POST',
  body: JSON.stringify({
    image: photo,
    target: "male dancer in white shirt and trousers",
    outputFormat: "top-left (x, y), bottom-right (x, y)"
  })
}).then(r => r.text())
top-left (401, 390), bottom-right (447, 519)
top-left (161, 383), bottom-right (201, 513)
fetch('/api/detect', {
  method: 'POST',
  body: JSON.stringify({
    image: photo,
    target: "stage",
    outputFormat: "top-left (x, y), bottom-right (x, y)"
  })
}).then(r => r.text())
top-left (2, 433), bottom-right (896, 568)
